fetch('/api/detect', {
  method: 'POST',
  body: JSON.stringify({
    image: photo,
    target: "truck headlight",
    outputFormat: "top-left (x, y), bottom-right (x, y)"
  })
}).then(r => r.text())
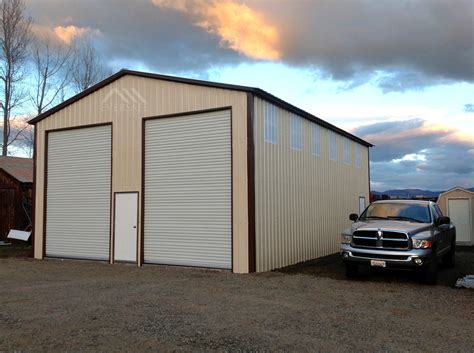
top-left (341, 234), bottom-right (352, 244)
top-left (412, 239), bottom-right (432, 249)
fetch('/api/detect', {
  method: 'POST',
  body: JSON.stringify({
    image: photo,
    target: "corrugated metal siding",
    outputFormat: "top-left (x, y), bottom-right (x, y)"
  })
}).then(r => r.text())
top-left (254, 97), bottom-right (370, 272)
top-left (144, 110), bottom-right (232, 268)
top-left (34, 75), bottom-right (249, 272)
top-left (46, 125), bottom-right (111, 260)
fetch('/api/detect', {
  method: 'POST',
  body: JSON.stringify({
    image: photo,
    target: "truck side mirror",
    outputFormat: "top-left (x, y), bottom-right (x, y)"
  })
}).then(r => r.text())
top-left (349, 213), bottom-right (359, 222)
top-left (436, 216), bottom-right (450, 226)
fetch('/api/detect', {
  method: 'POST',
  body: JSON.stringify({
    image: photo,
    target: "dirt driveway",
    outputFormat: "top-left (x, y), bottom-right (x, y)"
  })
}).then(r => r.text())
top-left (1, 250), bottom-right (473, 352)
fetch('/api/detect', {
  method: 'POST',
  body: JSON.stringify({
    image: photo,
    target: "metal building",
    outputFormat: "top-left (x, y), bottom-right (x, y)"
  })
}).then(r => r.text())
top-left (29, 69), bottom-right (372, 273)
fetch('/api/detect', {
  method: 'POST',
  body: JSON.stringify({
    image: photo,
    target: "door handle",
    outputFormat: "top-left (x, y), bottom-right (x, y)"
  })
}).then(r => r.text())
top-left (133, 226), bottom-right (137, 229)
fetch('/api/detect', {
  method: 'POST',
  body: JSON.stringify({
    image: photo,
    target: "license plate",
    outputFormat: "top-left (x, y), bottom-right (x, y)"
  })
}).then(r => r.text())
top-left (370, 260), bottom-right (386, 267)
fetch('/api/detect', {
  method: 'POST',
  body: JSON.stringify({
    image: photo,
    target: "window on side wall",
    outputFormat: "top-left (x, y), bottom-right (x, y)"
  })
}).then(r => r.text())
top-left (355, 144), bottom-right (362, 168)
top-left (343, 138), bottom-right (351, 165)
top-left (311, 124), bottom-right (320, 156)
top-left (264, 103), bottom-right (278, 144)
top-left (329, 131), bottom-right (337, 161)
top-left (290, 114), bottom-right (302, 150)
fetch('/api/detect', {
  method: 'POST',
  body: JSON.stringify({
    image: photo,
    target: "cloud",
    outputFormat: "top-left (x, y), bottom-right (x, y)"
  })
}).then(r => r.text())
top-left (271, 0), bottom-right (474, 89)
top-left (354, 119), bottom-right (474, 190)
top-left (31, 23), bottom-right (98, 45)
top-left (464, 104), bottom-right (474, 113)
top-left (25, 0), bottom-right (473, 90)
top-left (26, 0), bottom-right (245, 73)
top-left (151, 0), bottom-right (280, 60)
top-left (53, 25), bottom-right (89, 44)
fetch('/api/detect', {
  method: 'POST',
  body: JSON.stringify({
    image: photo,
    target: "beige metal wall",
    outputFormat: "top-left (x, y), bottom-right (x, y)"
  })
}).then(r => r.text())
top-left (253, 97), bottom-right (370, 272)
top-left (34, 75), bottom-right (250, 273)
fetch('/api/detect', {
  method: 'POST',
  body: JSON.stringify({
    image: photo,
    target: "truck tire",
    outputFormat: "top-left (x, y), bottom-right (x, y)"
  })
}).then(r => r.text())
top-left (345, 263), bottom-right (359, 278)
top-left (442, 242), bottom-right (455, 268)
top-left (420, 257), bottom-right (438, 285)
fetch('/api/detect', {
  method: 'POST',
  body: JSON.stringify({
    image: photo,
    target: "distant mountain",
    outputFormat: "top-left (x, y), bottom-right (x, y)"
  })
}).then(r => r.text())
top-left (372, 189), bottom-right (440, 198)
top-left (371, 187), bottom-right (474, 199)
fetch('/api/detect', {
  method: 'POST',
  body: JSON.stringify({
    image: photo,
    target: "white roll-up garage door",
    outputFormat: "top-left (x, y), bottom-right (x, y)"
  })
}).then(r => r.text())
top-left (144, 109), bottom-right (232, 269)
top-left (46, 125), bottom-right (112, 260)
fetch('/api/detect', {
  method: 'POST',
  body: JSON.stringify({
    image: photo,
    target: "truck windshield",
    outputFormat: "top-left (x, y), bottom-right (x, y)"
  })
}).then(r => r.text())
top-left (360, 203), bottom-right (431, 223)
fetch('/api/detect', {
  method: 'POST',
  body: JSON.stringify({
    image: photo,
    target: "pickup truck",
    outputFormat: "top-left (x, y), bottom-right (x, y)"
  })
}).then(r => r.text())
top-left (340, 200), bottom-right (456, 284)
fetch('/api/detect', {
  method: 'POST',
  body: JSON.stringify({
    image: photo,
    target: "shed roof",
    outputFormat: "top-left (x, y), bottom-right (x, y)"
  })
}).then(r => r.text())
top-left (438, 186), bottom-right (474, 198)
top-left (28, 69), bottom-right (372, 147)
top-left (0, 156), bottom-right (33, 183)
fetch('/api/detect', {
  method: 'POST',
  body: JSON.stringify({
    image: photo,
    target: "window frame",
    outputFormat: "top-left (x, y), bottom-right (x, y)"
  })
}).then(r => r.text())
top-left (329, 131), bottom-right (337, 161)
top-left (290, 113), bottom-right (302, 151)
top-left (264, 103), bottom-right (278, 144)
top-left (311, 123), bottom-right (321, 156)
top-left (343, 138), bottom-right (351, 165)
top-left (355, 144), bottom-right (362, 168)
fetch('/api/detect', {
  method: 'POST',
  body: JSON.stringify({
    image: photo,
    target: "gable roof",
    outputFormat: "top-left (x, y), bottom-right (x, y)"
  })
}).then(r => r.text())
top-left (0, 156), bottom-right (33, 183)
top-left (28, 69), bottom-right (372, 147)
top-left (438, 186), bottom-right (474, 198)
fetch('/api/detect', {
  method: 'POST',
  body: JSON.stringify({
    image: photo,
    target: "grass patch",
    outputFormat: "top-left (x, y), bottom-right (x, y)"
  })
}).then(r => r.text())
top-left (0, 243), bottom-right (32, 258)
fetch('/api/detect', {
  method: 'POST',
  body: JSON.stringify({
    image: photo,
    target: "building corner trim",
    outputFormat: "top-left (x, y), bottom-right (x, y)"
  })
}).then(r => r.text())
top-left (247, 93), bottom-right (256, 273)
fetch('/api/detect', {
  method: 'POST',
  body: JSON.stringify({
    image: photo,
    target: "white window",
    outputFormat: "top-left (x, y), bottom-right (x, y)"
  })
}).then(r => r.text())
top-left (264, 103), bottom-right (278, 144)
top-left (355, 144), bottom-right (362, 168)
top-left (290, 114), bottom-right (302, 150)
top-left (329, 131), bottom-right (337, 161)
top-left (311, 124), bottom-right (320, 156)
top-left (343, 138), bottom-right (351, 165)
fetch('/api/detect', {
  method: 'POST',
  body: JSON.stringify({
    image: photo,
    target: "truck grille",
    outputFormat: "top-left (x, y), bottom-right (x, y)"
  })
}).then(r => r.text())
top-left (352, 230), bottom-right (409, 250)
top-left (351, 252), bottom-right (409, 261)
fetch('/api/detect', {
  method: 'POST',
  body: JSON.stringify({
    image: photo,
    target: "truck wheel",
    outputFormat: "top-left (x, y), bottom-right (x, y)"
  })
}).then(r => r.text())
top-left (420, 258), bottom-right (438, 285)
top-left (442, 242), bottom-right (455, 268)
top-left (345, 263), bottom-right (359, 278)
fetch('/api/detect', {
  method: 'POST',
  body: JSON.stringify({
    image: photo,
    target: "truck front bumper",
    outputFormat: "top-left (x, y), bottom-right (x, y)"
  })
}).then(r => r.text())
top-left (340, 244), bottom-right (433, 269)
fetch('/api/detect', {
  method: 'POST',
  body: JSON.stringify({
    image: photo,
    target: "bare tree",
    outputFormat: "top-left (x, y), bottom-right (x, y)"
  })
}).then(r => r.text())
top-left (30, 34), bottom-right (72, 115)
top-left (0, 115), bottom-right (32, 156)
top-left (17, 115), bottom-right (33, 157)
top-left (0, 0), bottom-right (31, 156)
top-left (70, 36), bottom-right (110, 93)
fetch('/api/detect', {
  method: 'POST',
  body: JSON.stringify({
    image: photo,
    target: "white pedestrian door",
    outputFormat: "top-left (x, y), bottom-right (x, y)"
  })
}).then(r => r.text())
top-left (448, 199), bottom-right (471, 244)
top-left (114, 193), bottom-right (138, 262)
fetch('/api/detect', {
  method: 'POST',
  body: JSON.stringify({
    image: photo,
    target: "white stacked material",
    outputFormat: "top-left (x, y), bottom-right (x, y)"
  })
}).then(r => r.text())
top-left (455, 275), bottom-right (474, 289)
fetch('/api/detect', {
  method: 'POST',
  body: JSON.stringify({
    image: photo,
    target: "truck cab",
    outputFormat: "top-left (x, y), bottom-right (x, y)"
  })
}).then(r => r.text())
top-left (340, 200), bottom-right (456, 284)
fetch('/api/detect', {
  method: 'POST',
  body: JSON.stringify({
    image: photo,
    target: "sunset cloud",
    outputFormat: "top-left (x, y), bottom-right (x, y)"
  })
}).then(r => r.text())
top-left (361, 120), bottom-right (474, 147)
top-left (151, 0), bottom-right (280, 60)
top-left (31, 23), bottom-right (95, 45)
top-left (53, 25), bottom-right (89, 44)
top-left (354, 119), bottom-right (474, 190)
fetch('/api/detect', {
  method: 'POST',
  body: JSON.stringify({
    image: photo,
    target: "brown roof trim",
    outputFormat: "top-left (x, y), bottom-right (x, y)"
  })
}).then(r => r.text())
top-left (28, 69), bottom-right (373, 147)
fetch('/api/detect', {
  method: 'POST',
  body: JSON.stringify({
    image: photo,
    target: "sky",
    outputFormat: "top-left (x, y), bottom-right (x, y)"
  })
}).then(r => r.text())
top-left (24, 0), bottom-right (474, 191)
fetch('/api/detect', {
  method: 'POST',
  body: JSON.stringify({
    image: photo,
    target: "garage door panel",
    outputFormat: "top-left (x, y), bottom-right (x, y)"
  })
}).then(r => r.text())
top-left (46, 125), bottom-right (111, 260)
top-left (144, 110), bottom-right (232, 269)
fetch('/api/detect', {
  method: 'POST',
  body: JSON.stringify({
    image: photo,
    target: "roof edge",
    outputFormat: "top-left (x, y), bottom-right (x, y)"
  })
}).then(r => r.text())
top-left (438, 186), bottom-right (474, 198)
top-left (28, 69), bottom-right (372, 147)
top-left (0, 167), bottom-right (31, 184)
top-left (252, 89), bottom-right (373, 147)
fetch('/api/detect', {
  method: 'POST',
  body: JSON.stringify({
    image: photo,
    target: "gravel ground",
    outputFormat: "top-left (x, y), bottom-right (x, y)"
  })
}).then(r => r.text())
top-left (1, 250), bottom-right (473, 352)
